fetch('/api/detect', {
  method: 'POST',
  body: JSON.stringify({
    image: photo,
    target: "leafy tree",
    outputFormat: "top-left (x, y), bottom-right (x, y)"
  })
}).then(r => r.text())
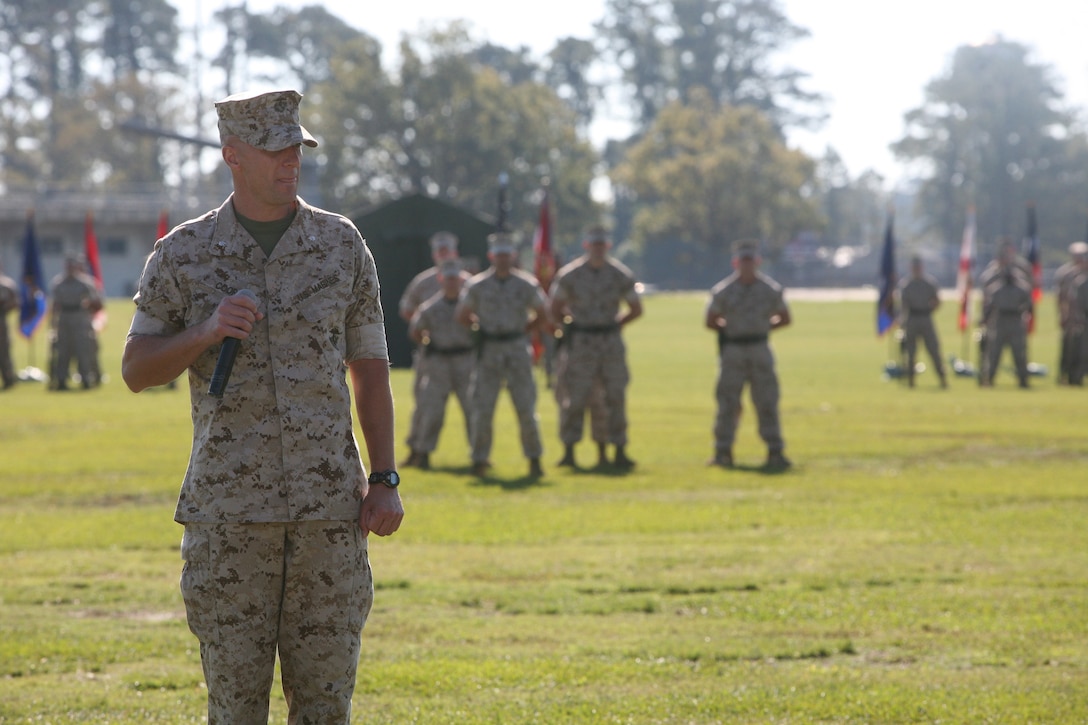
top-left (597, 0), bottom-right (823, 132)
top-left (100, 0), bottom-right (179, 78)
top-left (544, 37), bottom-right (602, 132)
top-left (892, 38), bottom-right (1086, 256)
top-left (0, 0), bottom-right (180, 189)
top-left (813, 149), bottom-right (887, 247)
top-left (310, 24), bottom-right (601, 244)
top-left (244, 4), bottom-right (376, 92)
top-left (612, 88), bottom-right (820, 256)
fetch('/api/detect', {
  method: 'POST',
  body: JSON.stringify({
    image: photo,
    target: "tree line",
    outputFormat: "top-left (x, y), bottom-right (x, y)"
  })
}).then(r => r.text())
top-left (2, 0), bottom-right (1086, 280)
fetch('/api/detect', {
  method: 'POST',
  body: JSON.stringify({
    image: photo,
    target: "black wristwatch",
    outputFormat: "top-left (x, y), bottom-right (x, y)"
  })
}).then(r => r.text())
top-left (368, 469), bottom-right (400, 488)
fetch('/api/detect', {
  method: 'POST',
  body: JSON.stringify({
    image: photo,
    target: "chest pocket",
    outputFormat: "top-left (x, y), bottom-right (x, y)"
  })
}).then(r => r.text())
top-left (283, 283), bottom-right (349, 358)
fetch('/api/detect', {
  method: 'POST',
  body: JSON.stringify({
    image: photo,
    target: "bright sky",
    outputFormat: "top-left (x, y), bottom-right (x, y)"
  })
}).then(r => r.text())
top-left (178, 0), bottom-right (1088, 186)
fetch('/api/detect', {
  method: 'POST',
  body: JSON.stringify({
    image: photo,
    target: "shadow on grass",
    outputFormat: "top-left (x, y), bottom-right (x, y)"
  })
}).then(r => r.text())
top-left (467, 470), bottom-right (553, 491)
top-left (564, 461), bottom-right (639, 478)
top-left (710, 462), bottom-right (796, 476)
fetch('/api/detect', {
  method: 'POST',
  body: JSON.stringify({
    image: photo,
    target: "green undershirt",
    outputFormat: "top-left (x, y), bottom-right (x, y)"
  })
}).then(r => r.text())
top-left (235, 206), bottom-right (297, 258)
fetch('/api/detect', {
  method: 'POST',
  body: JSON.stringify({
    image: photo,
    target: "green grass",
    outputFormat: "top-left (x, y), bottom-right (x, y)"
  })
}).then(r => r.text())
top-left (1, 293), bottom-right (1085, 723)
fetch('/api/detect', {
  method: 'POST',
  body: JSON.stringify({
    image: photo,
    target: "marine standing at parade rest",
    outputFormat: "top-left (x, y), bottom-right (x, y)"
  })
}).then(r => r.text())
top-left (457, 232), bottom-right (549, 478)
top-left (976, 239), bottom-right (1032, 384)
top-left (0, 264), bottom-right (18, 390)
top-left (121, 89), bottom-right (403, 724)
top-left (981, 270), bottom-right (1033, 388)
top-left (705, 240), bottom-right (792, 470)
top-left (550, 225), bottom-right (643, 469)
top-left (897, 256), bottom-right (948, 388)
top-left (1054, 241), bottom-right (1088, 384)
top-left (407, 259), bottom-right (475, 468)
top-left (49, 255), bottom-right (103, 390)
top-left (1063, 250), bottom-right (1088, 385)
top-left (400, 231), bottom-right (468, 467)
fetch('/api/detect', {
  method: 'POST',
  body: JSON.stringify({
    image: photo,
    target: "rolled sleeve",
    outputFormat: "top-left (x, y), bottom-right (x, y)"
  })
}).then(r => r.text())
top-left (347, 322), bottom-right (388, 362)
top-left (127, 308), bottom-right (175, 338)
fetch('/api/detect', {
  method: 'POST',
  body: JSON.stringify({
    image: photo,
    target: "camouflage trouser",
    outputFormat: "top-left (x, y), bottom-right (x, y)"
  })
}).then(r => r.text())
top-left (414, 351), bottom-right (474, 453)
top-left (554, 332), bottom-right (629, 446)
top-left (555, 376), bottom-right (609, 443)
top-left (1061, 330), bottom-right (1084, 384)
top-left (903, 316), bottom-right (946, 380)
top-left (53, 315), bottom-right (96, 386)
top-left (714, 342), bottom-right (783, 454)
top-left (0, 321), bottom-right (14, 386)
top-left (405, 347), bottom-right (426, 450)
top-left (986, 319), bottom-right (1028, 384)
top-left (468, 339), bottom-right (542, 463)
top-left (180, 521), bottom-right (373, 725)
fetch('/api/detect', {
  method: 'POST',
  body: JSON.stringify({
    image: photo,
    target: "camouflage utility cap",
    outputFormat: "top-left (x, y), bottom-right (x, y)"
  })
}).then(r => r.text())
top-left (733, 240), bottom-right (759, 259)
top-left (585, 225), bottom-right (610, 244)
top-left (439, 258), bottom-right (462, 278)
top-left (488, 232), bottom-right (516, 255)
top-left (430, 231), bottom-right (459, 251)
top-left (215, 89), bottom-right (318, 151)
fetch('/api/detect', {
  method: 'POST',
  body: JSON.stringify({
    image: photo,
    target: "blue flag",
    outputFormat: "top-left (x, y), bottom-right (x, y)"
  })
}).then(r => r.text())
top-left (19, 215), bottom-right (47, 339)
top-left (876, 212), bottom-right (897, 336)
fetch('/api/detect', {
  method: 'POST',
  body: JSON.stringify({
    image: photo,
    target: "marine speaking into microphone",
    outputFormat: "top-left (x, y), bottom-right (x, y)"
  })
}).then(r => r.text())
top-left (208, 289), bottom-right (258, 397)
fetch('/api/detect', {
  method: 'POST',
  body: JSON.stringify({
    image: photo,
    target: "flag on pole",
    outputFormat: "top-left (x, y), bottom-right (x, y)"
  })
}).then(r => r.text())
top-left (84, 211), bottom-right (107, 331)
top-left (495, 173), bottom-right (509, 232)
top-left (1023, 202), bottom-right (1042, 333)
top-left (876, 210), bottom-right (897, 336)
top-left (956, 206), bottom-right (976, 333)
top-left (531, 188), bottom-right (556, 363)
top-left (157, 208), bottom-right (170, 240)
top-left (532, 188), bottom-right (556, 292)
top-left (18, 212), bottom-right (47, 339)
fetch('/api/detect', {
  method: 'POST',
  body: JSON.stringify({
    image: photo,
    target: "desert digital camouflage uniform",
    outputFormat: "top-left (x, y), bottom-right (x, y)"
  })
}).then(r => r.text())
top-left (400, 260), bottom-right (473, 463)
top-left (50, 264), bottom-right (102, 389)
top-left (550, 255), bottom-right (640, 448)
top-left (459, 266), bottom-right (546, 466)
top-left (976, 242), bottom-right (1032, 383)
top-left (982, 273), bottom-right (1032, 387)
top-left (1074, 271), bottom-right (1088, 383)
top-left (399, 268), bottom-right (441, 454)
top-left (707, 269), bottom-right (789, 459)
top-left (1055, 243), bottom-right (1088, 383)
top-left (898, 268), bottom-right (947, 387)
top-left (129, 196), bottom-right (387, 723)
top-left (1067, 266), bottom-right (1088, 384)
top-left (0, 270), bottom-right (17, 389)
top-left (400, 267), bottom-right (443, 321)
top-left (409, 289), bottom-right (475, 454)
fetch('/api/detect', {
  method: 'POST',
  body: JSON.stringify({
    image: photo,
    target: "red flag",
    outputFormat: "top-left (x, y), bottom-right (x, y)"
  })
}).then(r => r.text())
top-left (84, 211), bottom-right (107, 331)
top-left (157, 209), bottom-right (170, 240)
top-left (531, 189), bottom-right (555, 363)
top-left (1023, 203), bottom-right (1042, 333)
top-left (84, 212), bottom-right (104, 292)
top-left (532, 189), bottom-right (555, 291)
top-left (956, 206), bottom-right (976, 333)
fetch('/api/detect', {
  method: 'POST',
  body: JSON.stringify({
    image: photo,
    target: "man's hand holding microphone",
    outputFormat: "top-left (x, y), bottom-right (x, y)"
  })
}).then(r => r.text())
top-left (208, 289), bottom-right (262, 397)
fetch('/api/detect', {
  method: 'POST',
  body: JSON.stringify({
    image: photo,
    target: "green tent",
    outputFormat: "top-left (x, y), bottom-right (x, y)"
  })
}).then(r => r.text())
top-left (353, 193), bottom-right (495, 367)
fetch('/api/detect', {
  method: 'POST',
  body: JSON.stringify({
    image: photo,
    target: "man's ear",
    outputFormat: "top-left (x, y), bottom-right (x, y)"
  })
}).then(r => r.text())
top-left (222, 145), bottom-right (239, 169)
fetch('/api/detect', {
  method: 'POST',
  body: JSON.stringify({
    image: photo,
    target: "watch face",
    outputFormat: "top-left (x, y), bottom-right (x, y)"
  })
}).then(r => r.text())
top-left (372, 470), bottom-right (400, 487)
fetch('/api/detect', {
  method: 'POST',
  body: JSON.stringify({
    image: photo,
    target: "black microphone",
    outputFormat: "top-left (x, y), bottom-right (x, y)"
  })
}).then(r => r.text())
top-left (208, 289), bottom-right (258, 398)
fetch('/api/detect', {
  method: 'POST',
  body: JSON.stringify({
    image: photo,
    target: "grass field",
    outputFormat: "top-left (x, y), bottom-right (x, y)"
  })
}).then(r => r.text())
top-left (1, 292), bottom-right (1085, 724)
